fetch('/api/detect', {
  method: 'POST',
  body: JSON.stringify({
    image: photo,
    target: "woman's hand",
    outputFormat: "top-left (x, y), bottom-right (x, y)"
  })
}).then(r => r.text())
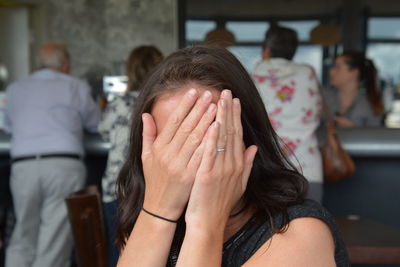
top-left (184, 89), bottom-right (258, 232)
top-left (334, 116), bottom-right (354, 128)
top-left (141, 89), bottom-right (217, 221)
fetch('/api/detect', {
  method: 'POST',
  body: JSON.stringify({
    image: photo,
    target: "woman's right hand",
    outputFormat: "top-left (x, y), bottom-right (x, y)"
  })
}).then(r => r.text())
top-left (141, 89), bottom-right (217, 221)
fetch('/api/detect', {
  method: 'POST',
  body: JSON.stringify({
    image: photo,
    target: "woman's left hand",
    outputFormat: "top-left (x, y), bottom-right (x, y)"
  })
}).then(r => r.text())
top-left (184, 89), bottom-right (258, 233)
top-left (334, 116), bottom-right (354, 128)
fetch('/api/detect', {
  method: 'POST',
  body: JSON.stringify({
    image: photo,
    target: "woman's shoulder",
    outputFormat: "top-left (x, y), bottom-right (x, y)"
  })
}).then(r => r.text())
top-left (104, 92), bottom-right (138, 116)
top-left (283, 200), bottom-right (345, 245)
top-left (274, 200), bottom-right (349, 266)
top-left (272, 200), bottom-right (340, 242)
top-left (286, 199), bottom-right (333, 221)
top-left (353, 90), bottom-right (376, 113)
top-left (98, 92), bottom-right (138, 135)
top-left (222, 200), bottom-right (350, 267)
top-left (244, 215), bottom-right (338, 267)
top-left (351, 90), bottom-right (382, 126)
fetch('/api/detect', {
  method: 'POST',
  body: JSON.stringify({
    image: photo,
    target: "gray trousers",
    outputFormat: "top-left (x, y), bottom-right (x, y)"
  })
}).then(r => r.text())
top-left (6, 158), bottom-right (86, 267)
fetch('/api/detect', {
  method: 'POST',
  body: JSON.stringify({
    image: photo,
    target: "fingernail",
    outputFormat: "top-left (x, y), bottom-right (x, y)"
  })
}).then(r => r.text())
top-left (233, 98), bottom-right (240, 105)
top-left (207, 103), bottom-right (216, 113)
top-left (222, 90), bottom-right (232, 98)
top-left (202, 90), bottom-right (211, 100)
top-left (187, 88), bottom-right (197, 97)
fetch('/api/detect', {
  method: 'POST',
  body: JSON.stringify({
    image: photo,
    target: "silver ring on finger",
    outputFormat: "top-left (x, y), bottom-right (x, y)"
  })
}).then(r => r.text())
top-left (216, 148), bottom-right (226, 152)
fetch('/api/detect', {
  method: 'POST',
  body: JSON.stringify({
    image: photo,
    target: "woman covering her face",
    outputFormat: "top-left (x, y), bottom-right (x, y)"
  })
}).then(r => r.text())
top-left (116, 46), bottom-right (349, 267)
top-left (329, 52), bottom-right (384, 127)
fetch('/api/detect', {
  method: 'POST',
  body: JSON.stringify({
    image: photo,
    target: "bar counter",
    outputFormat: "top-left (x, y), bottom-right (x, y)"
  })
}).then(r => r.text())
top-left (1, 127), bottom-right (400, 157)
top-left (1, 128), bottom-right (400, 229)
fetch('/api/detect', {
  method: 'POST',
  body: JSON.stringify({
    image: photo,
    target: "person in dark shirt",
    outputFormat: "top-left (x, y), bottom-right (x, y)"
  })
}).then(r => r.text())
top-left (115, 45), bottom-right (349, 267)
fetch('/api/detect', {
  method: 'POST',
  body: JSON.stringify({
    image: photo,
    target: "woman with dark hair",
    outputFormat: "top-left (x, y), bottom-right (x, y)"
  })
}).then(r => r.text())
top-left (116, 46), bottom-right (348, 266)
top-left (329, 51), bottom-right (384, 127)
top-left (98, 45), bottom-right (163, 266)
top-left (125, 46), bottom-right (164, 92)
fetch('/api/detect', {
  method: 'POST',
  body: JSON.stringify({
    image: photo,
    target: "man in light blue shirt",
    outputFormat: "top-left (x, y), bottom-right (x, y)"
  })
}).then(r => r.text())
top-left (4, 42), bottom-right (101, 267)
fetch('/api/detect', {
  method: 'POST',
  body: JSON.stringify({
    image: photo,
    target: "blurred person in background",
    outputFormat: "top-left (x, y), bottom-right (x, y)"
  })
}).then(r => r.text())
top-left (252, 26), bottom-right (323, 203)
top-left (4, 41), bottom-right (100, 267)
top-left (328, 52), bottom-right (384, 127)
top-left (98, 45), bottom-right (163, 267)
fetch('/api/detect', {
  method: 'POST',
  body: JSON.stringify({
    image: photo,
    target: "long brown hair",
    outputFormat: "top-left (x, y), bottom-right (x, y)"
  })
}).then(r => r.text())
top-left (116, 45), bottom-right (308, 248)
top-left (126, 45), bottom-right (163, 92)
top-left (341, 52), bottom-right (384, 115)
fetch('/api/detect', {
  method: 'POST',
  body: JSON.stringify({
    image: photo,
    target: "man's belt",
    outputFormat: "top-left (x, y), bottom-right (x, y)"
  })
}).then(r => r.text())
top-left (11, 153), bottom-right (83, 164)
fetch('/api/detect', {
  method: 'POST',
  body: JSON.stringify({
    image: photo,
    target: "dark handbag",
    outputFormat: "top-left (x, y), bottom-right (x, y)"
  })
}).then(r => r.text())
top-left (318, 86), bottom-right (356, 182)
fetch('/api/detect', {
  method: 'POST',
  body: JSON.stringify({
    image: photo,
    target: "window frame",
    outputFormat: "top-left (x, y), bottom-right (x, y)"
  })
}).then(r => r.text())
top-left (366, 14), bottom-right (400, 44)
top-left (183, 16), bottom-right (326, 80)
top-left (184, 15), bottom-right (324, 46)
top-left (365, 12), bottom-right (400, 83)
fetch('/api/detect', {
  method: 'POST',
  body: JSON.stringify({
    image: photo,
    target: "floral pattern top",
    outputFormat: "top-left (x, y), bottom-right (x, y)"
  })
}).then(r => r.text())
top-left (252, 58), bottom-right (323, 183)
top-left (98, 91), bottom-right (139, 202)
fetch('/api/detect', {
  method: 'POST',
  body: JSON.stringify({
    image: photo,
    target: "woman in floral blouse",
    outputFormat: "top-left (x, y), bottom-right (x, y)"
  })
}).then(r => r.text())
top-left (252, 26), bottom-right (323, 203)
top-left (98, 45), bottom-right (163, 266)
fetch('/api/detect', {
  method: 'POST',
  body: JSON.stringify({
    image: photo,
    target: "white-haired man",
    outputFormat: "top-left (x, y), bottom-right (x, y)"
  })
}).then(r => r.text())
top-left (4, 42), bottom-right (101, 267)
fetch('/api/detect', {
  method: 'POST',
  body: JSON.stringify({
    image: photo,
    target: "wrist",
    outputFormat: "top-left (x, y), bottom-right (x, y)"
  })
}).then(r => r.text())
top-left (142, 207), bottom-right (179, 223)
top-left (185, 224), bottom-right (225, 246)
top-left (142, 199), bottom-right (184, 221)
top-left (185, 219), bottom-right (226, 240)
top-left (185, 211), bottom-right (229, 233)
top-left (138, 210), bottom-right (178, 230)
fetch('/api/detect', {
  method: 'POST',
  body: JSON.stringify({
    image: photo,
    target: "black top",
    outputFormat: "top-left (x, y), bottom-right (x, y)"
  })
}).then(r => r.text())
top-left (167, 199), bottom-right (350, 267)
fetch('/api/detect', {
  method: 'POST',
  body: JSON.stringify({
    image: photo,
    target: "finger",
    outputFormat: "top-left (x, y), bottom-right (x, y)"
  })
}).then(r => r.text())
top-left (215, 94), bottom-right (228, 156)
top-left (232, 98), bottom-right (244, 162)
top-left (142, 113), bottom-right (157, 157)
top-left (241, 145), bottom-right (258, 191)
top-left (198, 121), bottom-right (220, 173)
top-left (156, 88), bottom-right (198, 145)
top-left (170, 90), bottom-right (213, 150)
top-left (222, 90), bottom-right (235, 161)
top-left (186, 130), bottom-right (207, 173)
top-left (179, 103), bottom-right (217, 164)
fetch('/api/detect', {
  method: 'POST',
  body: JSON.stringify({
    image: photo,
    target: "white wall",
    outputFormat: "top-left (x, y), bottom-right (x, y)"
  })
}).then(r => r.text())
top-left (1, 0), bottom-right (178, 80)
top-left (0, 7), bottom-right (30, 83)
top-left (35, 0), bottom-right (178, 78)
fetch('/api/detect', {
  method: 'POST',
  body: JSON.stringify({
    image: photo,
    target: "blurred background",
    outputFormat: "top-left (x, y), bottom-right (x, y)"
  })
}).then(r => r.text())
top-left (1, 0), bottom-right (400, 266)
top-left (2, 0), bottom-right (400, 121)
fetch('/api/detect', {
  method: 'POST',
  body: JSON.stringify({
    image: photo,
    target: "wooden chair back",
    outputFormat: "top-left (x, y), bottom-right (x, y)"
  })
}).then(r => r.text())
top-left (65, 185), bottom-right (108, 267)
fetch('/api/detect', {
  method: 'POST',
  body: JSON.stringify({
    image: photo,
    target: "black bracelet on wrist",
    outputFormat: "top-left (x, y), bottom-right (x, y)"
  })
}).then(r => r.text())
top-left (141, 207), bottom-right (179, 223)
